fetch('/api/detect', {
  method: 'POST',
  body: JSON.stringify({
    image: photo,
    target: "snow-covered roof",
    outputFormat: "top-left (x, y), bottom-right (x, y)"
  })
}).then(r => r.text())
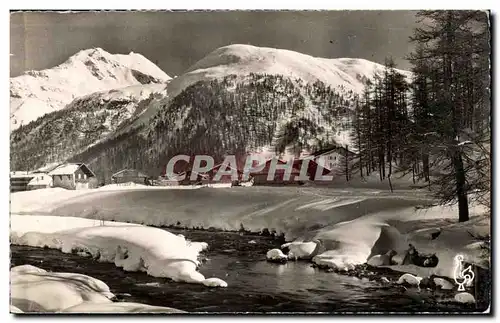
top-left (111, 169), bottom-right (148, 178)
top-left (35, 162), bottom-right (61, 173)
top-left (311, 146), bottom-right (357, 157)
top-left (10, 171), bottom-right (34, 179)
top-left (49, 164), bottom-right (81, 175)
top-left (27, 174), bottom-right (53, 186)
top-left (48, 163), bottom-right (95, 177)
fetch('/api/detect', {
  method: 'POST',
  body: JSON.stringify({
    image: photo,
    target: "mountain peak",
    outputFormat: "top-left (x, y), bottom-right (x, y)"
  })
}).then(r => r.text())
top-left (10, 49), bottom-right (170, 131)
top-left (172, 44), bottom-right (411, 101)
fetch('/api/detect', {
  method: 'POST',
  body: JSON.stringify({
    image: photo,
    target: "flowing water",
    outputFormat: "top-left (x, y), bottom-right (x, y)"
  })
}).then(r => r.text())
top-left (11, 187), bottom-right (485, 313)
top-left (11, 229), bottom-right (477, 313)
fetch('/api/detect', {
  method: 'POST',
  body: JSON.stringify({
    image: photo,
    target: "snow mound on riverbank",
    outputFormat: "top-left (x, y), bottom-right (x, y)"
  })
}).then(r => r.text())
top-left (60, 301), bottom-right (185, 313)
top-left (10, 215), bottom-right (226, 286)
top-left (381, 213), bottom-right (490, 279)
top-left (309, 203), bottom-right (489, 279)
top-left (10, 265), bottom-right (114, 312)
top-left (10, 265), bottom-right (184, 313)
top-left (311, 221), bottom-right (406, 270)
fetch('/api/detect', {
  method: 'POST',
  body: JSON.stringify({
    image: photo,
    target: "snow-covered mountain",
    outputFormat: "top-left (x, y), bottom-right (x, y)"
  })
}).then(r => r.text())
top-left (11, 84), bottom-right (168, 174)
top-left (166, 44), bottom-right (412, 100)
top-left (10, 48), bottom-right (170, 131)
top-left (11, 44), bottom-right (412, 179)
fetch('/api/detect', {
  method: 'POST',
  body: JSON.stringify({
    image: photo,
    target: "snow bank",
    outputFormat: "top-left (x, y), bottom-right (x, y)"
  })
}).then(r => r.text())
top-left (312, 219), bottom-right (407, 270)
top-left (10, 265), bottom-right (184, 313)
top-left (60, 302), bottom-right (185, 313)
top-left (282, 241), bottom-right (320, 260)
top-left (10, 215), bottom-right (226, 286)
top-left (310, 203), bottom-right (489, 278)
top-left (382, 213), bottom-right (490, 279)
top-left (11, 265), bottom-right (114, 312)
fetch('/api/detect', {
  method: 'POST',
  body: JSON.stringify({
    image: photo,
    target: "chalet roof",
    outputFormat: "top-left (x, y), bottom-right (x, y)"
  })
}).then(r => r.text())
top-left (35, 162), bottom-right (60, 173)
top-left (311, 145), bottom-right (357, 157)
top-left (27, 174), bottom-right (53, 186)
top-left (10, 171), bottom-right (35, 179)
top-left (111, 169), bottom-right (148, 178)
top-left (49, 163), bottom-right (95, 177)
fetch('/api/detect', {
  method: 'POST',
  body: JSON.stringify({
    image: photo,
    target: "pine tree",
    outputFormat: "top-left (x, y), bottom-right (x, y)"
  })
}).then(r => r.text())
top-left (409, 10), bottom-right (490, 222)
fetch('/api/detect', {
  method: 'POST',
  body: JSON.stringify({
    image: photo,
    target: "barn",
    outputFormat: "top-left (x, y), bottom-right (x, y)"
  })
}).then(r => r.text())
top-left (49, 163), bottom-right (97, 190)
top-left (10, 171), bottom-right (35, 192)
top-left (111, 169), bottom-right (150, 185)
top-left (310, 146), bottom-right (357, 170)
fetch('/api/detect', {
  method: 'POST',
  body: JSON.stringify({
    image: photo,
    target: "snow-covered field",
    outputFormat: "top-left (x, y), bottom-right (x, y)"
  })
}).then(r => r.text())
top-left (10, 265), bottom-right (184, 313)
top-left (10, 186), bottom-right (490, 283)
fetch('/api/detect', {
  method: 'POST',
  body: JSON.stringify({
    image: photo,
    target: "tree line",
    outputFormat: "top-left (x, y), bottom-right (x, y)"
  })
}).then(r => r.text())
top-left (350, 10), bottom-right (490, 221)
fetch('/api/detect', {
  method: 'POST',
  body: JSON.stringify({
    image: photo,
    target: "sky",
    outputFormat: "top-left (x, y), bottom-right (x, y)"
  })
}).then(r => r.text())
top-left (10, 10), bottom-right (418, 77)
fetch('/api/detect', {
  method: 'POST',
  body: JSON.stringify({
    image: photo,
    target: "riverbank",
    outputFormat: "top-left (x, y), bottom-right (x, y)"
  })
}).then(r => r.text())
top-left (10, 186), bottom-right (490, 312)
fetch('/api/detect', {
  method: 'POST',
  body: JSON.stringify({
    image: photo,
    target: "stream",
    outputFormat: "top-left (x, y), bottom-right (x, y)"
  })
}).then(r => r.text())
top-left (10, 228), bottom-right (478, 313)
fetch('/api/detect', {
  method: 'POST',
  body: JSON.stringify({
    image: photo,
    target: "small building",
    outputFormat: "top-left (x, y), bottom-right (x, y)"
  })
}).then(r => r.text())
top-left (49, 163), bottom-right (97, 190)
top-left (10, 171), bottom-right (35, 192)
top-left (310, 146), bottom-right (357, 170)
top-left (27, 173), bottom-right (53, 190)
top-left (111, 169), bottom-right (150, 185)
top-left (250, 158), bottom-right (302, 185)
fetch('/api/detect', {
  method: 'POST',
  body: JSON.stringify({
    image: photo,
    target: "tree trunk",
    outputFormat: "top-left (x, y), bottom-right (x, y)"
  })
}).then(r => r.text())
top-left (444, 11), bottom-right (469, 223)
top-left (345, 145), bottom-right (349, 182)
top-left (412, 162), bottom-right (416, 185)
top-left (422, 151), bottom-right (430, 182)
top-left (453, 149), bottom-right (469, 222)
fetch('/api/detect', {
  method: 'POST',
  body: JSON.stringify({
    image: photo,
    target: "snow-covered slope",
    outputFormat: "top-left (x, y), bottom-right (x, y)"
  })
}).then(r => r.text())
top-left (10, 48), bottom-right (170, 130)
top-left (10, 83), bottom-right (168, 172)
top-left (167, 44), bottom-right (412, 99)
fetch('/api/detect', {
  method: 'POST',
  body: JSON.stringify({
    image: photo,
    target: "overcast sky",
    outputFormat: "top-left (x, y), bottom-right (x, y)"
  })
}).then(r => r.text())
top-left (10, 10), bottom-right (418, 77)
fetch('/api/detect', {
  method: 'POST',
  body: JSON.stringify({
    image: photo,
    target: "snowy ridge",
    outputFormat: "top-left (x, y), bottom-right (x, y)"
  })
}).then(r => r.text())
top-left (10, 83), bottom-right (168, 171)
top-left (10, 48), bottom-right (170, 130)
top-left (166, 44), bottom-right (412, 99)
